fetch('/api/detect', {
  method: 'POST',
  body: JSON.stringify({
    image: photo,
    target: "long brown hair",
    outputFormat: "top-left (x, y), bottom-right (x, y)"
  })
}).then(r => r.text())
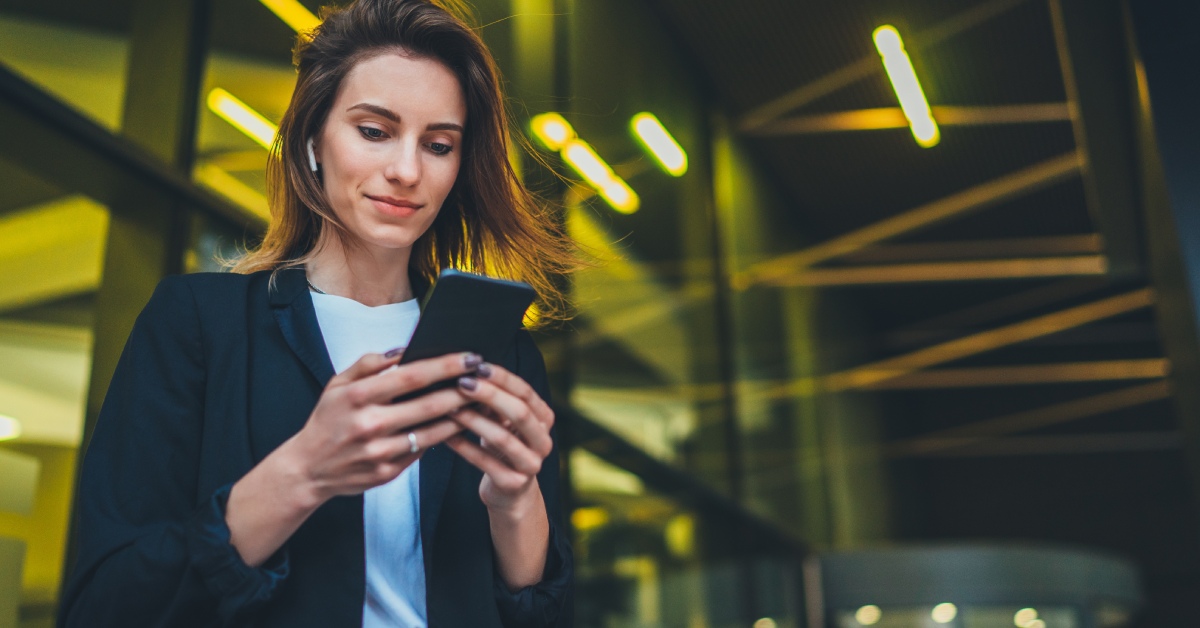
top-left (233, 0), bottom-right (577, 323)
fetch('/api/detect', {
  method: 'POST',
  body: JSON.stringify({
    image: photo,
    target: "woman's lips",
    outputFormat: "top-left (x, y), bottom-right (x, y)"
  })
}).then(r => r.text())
top-left (366, 195), bottom-right (423, 217)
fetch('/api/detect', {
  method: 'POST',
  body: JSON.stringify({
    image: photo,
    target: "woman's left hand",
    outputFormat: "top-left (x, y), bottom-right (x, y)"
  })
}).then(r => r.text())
top-left (444, 362), bottom-right (555, 514)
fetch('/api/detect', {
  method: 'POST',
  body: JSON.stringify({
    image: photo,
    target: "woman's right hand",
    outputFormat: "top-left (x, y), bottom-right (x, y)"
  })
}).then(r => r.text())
top-left (226, 349), bottom-right (478, 567)
top-left (287, 349), bottom-right (479, 501)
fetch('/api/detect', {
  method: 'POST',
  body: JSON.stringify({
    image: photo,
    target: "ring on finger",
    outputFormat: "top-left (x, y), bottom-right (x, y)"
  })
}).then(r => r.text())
top-left (408, 431), bottom-right (420, 454)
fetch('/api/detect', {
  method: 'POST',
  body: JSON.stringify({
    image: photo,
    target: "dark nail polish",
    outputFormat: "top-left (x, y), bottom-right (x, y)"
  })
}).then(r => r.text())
top-left (476, 363), bottom-right (493, 378)
top-left (463, 353), bottom-right (483, 369)
top-left (458, 376), bottom-right (478, 391)
top-left (385, 347), bottom-right (405, 359)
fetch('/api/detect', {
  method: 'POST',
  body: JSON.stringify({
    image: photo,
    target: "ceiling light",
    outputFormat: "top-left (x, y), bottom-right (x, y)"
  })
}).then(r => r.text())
top-left (0, 415), bottom-right (21, 441)
top-left (562, 139), bottom-right (640, 213)
top-left (259, 0), bottom-right (320, 33)
top-left (873, 25), bottom-right (940, 147)
top-left (207, 88), bottom-right (278, 151)
top-left (630, 112), bottom-right (687, 176)
top-left (531, 112), bottom-right (575, 151)
top-left (855, 605), bottom-right (882, 625)
top-left (931, 603), bottom-right (958, 624)
top-left (1014, 608), bottom-right (1039, 627)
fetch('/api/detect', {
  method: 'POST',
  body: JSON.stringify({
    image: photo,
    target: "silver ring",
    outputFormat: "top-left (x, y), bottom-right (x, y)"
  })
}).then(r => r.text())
top-left (407, 431), bottom-right (419, 454)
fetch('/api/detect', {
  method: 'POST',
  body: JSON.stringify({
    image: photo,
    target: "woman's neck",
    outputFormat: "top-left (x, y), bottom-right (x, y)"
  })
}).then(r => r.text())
top-left (305, 233), bottom-right (415, 307)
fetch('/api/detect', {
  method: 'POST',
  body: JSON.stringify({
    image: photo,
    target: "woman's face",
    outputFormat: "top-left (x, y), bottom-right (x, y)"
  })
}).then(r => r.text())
top-left (314, 52), bottom-right (467, 253)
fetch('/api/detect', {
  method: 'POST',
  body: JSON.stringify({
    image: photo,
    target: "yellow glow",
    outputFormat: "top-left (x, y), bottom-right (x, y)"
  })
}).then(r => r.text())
top-left (1014, 608), bottom-right (1039, 627)
top-left (562, 140), bottom-right (640, 213)
top-left (873, 25), bottom-right (940, 147)
top-left (531, 112), bottom-right (575, 151)
top-left (194, 163), bottom-right (270, 222)
top-left (1027, 621), bottom-right (1045, 628)
top-left (571, 506), bottom-right (609, 531)
top-left (631, 112), bottom-right (687, 176)
top-left (932, 603), bottom-right (958, 624)
top-left (855, 605), bottom-right (882, 625)
top-left (0, 414), bottom-right (21, 441)
top-left (664, 514), bottom-right (695, 558)
top-left (752, 619), bottom-right (777, 628)
top-left (207, 88), bottom-right (278, 150)
top-left (259, 0), bottom-right (321, 33)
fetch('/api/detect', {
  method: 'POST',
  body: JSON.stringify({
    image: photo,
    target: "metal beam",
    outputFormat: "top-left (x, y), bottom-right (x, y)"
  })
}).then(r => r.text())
top-left (840, 234), bottom-right (1103, 264)
top-left (885, 381), bottom-right (1171, 458)
top-left (737, 0), bottom-right (1036, 131)
top-left (896, 431), bottom-right (1181, 458)
top-left (762, 255), bottom-right (1107, 288)
top-left (733, 152), bottom-right (1084, 290)
top-left (747, 103), bottom-right (1072, 137)
top-left (1049, 0), bottom-right (1143, 276)
top-left (863, 359), bottom-right (1167, 390)
top-left (823, 288), bottom-right (1153, 391)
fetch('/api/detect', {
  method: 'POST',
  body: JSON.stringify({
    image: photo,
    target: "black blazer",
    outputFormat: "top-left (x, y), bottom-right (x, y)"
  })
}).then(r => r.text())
top-left (59, 268), bottom-right (572, 627)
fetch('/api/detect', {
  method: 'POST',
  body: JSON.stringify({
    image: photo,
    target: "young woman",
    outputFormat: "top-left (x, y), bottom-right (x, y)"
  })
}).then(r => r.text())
top-left (59, 1), bottom-right (575, 626)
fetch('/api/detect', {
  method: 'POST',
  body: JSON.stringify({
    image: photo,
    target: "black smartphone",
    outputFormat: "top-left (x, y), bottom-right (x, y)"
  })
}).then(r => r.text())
top-left (393, 269), bottom-right (536, 401)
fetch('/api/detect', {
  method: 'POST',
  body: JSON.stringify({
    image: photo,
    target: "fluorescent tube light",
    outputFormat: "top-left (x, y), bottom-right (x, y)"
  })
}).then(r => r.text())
top-left (0, 414), bottom-right (20, 441)
top-left (562, 139), bottom-right (640, 214)
top-left (630, 112), bottom-right (687, 176)
top-left (207, 88), bottom-right (278, 150)
top-left (531, 112), bottom-right (575, 151)
top-left (873, 25), bottom-right (940, 147)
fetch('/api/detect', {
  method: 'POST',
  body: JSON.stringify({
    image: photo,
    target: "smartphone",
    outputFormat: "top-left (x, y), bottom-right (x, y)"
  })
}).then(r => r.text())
top-left (393, 269), bottom-right (536, 401)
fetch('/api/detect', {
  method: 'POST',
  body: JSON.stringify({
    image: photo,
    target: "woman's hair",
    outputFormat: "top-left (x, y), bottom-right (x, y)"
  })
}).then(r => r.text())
top-left (233, 0), bottom-right (577, 323)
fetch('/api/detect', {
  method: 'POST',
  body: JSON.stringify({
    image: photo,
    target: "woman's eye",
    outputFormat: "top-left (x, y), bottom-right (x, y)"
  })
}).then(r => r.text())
top-left (358, 126), bottom-right (386, 140)
top-left (428, 142), bottom-right (454, 156)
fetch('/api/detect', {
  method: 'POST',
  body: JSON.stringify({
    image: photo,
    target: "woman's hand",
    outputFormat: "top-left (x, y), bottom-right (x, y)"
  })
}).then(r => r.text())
top-left (444, 363), bottom-right (555, 589)
top-left (286, 350), bottom-right (480, 502)
top-left (226, 350), bottom-right (479, 567)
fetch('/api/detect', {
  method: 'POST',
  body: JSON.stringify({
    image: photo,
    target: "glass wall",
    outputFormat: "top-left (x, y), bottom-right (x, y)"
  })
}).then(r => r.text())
top-left (0, 156), bottom-right (108, 627)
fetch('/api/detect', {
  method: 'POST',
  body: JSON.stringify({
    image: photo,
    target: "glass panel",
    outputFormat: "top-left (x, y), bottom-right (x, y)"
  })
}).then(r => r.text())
top-left (192, 0), bottom-right (303, 221)
top-left (563, 0), bottom-right (730, 495)
top-left (0, 156), bottom-right (108, 627)
top-left (0, 1), bottom-right (131, 131)
top-left (571, 449), bottom-right (802, 628)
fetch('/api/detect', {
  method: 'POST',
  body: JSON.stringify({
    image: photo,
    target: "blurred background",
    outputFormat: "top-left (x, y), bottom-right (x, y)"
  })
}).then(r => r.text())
top-left (1, 0), bottom-right (1198, 626)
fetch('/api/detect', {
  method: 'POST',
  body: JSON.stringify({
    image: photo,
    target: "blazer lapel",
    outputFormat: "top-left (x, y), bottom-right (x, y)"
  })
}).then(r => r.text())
top-left (270, 267), bottom-right (336, 388)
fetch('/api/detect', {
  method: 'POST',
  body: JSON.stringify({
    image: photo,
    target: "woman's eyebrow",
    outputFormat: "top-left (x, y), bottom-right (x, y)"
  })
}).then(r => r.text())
top-left (347, 103), bottom-right (399, 122)
top-left (347, 103), bottom-right (463, 133)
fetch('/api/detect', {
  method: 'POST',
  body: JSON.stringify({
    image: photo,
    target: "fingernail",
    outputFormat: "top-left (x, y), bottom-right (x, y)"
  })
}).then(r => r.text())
top-left (458, 376), bottom-right (478, 391)
top-left (463, 353), bottom-right (483, 369)
top-left (385, 347), bottom-right (405, 359)
top-left (476, 363), bottom-right (493, 378)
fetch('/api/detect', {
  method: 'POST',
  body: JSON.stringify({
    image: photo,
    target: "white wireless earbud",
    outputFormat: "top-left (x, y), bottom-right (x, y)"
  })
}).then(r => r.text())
top-left (306, 138), bottom-right (319, 172)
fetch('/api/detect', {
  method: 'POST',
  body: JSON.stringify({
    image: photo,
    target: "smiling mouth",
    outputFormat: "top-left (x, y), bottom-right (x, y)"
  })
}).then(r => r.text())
top-left (366, 195), bottom-right (424, 210)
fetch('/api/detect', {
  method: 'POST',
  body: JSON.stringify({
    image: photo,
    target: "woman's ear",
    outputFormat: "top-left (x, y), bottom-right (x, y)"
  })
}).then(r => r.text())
top-left (306, 138), bottom-right (319, 172)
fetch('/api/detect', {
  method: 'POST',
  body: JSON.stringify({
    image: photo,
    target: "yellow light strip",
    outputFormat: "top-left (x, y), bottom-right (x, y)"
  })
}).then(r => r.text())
top-left (0, 414), bottom-right (21, 441)
top-left (824, 288), bottom-right (1154, 391)
top-left (531, 112), bottom-right (575, 151)
top-left (207, 88), bottom-right (278, 150)
top-left (259, 0), bottom-right (321, 33)
top-left (766, 255), bottom-right (1107, 287)
top-left (630, 112), bottom-right (687, 176)
top-left (864, 359), bottom-right (1168, 390)
top-left (873, 25), bottom-right (940, 147)
top-left (194, 163), bottom-right (271, 222)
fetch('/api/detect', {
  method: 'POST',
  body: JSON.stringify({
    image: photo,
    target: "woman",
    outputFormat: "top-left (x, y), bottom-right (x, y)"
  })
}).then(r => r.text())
top-left (59, 0), bottom-right (575, 626)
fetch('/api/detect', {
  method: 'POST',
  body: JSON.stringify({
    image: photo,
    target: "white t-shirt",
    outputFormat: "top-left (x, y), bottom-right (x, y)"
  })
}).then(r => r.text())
top-left (309, 290), bottom-right (426, 628)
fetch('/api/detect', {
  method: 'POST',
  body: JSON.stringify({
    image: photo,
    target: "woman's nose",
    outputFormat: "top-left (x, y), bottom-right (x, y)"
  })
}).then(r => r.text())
top-left (384, 143), bottom-right (421, 186)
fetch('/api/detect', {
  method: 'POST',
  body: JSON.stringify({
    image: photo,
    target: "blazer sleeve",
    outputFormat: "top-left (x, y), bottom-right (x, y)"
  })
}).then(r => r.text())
top-left (58, 276), bottom-right (288, 628)
top-left (492, 330), bottom-right (575, 628)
